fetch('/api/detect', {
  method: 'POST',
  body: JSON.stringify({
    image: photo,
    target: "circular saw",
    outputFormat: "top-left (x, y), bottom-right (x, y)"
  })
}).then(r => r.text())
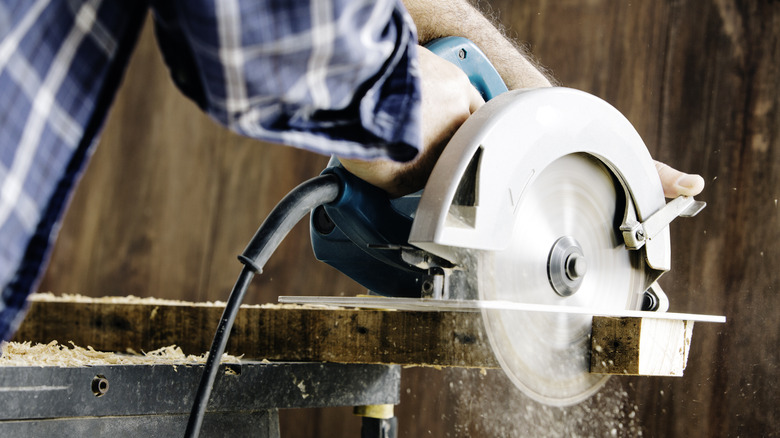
top-left (306, 38), bottom-right (708, 406)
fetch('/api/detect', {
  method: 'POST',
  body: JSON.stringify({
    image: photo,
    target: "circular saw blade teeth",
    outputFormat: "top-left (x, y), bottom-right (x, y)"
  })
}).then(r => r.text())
top-left (479, 153), bottom-right (644, 406)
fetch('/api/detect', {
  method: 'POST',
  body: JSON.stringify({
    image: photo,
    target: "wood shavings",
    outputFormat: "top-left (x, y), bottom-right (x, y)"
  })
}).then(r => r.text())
top-left (0, 341), bottom-right (241, 367)
top-left (29, 292), bottom-right (234, 307)
top-left (29, 292), bottom-right (337, 310)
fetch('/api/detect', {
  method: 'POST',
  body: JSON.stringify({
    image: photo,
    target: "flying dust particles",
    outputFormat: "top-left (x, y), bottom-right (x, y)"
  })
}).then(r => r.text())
top-left (445, 368), bottom-right (642, 437)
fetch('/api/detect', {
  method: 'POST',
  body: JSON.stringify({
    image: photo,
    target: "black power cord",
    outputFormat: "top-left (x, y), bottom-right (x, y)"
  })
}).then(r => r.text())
top-left (184, 174), bottom-right (341, 437)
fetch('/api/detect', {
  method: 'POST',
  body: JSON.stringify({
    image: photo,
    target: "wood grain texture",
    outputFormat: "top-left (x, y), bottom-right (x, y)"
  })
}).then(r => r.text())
top-left (36, 1), bottom-right (779, 436)
top-left (591, 317), bottom-right (693, 376)
top-left (591, 317), bottom-right (643, 375)
top-left (13, 298), bottom-right (498, 368)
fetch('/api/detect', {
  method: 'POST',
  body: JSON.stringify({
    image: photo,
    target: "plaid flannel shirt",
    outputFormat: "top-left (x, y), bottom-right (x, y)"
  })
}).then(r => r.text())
top-left (0, 0), bottom-right (422, 340)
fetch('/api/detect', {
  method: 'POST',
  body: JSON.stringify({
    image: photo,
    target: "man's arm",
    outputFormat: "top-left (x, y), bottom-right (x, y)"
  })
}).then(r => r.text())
top-left (342, 0), bottom-right (550, 197)
top-left (402, 0), bottom-right (553, 89)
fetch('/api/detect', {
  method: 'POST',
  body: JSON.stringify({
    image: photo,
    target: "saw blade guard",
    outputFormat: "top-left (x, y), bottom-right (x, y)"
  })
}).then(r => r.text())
top-left (408, 87), bottom-right (670, 273)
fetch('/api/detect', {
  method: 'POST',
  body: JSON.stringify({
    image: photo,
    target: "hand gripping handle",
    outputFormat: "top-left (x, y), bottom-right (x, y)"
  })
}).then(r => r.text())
top-left (309, 38), bottom-right (507, 296)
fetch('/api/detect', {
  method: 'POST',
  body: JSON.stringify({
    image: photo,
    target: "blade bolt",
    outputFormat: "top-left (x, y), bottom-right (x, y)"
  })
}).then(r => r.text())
top-left (634, 229), bottom-right (645, 241)
top-left (458, 48), bottom-right (467, 60)
top-left (548, 236), bottom-right (586, 297)
top-left (565, 253), bottom-right (587, 280)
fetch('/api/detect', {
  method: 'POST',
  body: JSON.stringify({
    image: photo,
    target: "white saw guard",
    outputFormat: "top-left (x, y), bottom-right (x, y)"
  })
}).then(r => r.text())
top-left (408, 87), bottom-right (671, 272)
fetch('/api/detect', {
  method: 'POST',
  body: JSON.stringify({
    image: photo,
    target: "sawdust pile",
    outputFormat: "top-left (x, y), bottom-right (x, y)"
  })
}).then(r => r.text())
top-left (29, 292), bottom-right (237, 307)
top-left (29, 292), bottom-right (336, 310)
top-left (445, 368), bottom-right (642, 437)
top-left (0, 341), bottom-right (241, 367)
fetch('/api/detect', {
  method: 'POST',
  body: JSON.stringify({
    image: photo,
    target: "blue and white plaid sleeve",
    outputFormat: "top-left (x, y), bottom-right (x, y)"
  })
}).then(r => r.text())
top-left (0, 0), bottom-right (422, 341)
top-left (0, 0), bottom-right (148, 341)
top-left (155, 0), bottom-right (422, 162)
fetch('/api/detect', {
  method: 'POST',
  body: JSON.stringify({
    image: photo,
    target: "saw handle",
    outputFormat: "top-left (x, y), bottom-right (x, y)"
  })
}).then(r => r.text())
top-left (424, 37), bottom-right (508, 101)
top-left (310, 38), bottom-right (507, 296)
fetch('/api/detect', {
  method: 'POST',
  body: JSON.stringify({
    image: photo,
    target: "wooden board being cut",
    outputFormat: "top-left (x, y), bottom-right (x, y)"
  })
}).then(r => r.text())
top-left (15, 295), bottom-right (703, 376)
top-left (590, 316), bottom-right (694, 376)
top-left (13, 295), bottom-right (499, 369)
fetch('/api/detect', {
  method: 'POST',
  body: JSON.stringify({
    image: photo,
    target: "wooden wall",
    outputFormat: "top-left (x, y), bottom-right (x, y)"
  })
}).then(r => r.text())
top-left (38, 1), bottom-right (778, 436)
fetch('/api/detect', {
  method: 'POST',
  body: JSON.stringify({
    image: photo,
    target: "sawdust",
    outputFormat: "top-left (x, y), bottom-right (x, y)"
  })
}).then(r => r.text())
top-left (30, 292), bottom-right (242, 308)
top-left (0, 341), bottom-right (241, 367)
top-left (445, 368), bottom-right (643, 437)
top-left (30, 292), bottom-right (340, 310)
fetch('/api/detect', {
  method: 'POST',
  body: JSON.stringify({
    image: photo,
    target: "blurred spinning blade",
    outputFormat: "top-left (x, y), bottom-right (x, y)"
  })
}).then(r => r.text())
top-left (478, 153), bottom-right (644, 406)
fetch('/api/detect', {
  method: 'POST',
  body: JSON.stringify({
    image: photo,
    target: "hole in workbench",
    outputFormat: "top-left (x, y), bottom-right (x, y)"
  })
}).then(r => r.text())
top-left (224, 364), bottom-right (242, 376)
top-left (91, 375), bottom-right (109, 397)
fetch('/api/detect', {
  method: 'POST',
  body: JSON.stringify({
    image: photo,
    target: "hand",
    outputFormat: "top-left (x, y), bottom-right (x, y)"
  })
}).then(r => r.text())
top-left (340, 46), bottom-right (485, 198)
top-left (654, 161), bottom-right (705, 198)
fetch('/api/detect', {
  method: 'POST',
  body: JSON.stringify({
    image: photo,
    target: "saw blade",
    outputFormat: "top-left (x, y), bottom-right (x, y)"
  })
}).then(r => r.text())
top-left (477, 153), bottom-right (644, 406)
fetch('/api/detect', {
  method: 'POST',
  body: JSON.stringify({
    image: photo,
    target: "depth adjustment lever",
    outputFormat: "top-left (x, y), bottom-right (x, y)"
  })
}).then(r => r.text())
top-left (621, 196), bottom-right (706, 250)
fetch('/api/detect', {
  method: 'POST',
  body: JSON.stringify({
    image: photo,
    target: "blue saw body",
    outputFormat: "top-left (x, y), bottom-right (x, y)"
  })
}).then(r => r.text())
top-left (309, 37), bottom-right (506, 297)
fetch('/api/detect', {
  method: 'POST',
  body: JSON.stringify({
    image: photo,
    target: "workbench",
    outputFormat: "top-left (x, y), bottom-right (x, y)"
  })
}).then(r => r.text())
top-left (0, 360), bottom-right (400, 437)
top-left (3, 292), bottom-right (702, 436)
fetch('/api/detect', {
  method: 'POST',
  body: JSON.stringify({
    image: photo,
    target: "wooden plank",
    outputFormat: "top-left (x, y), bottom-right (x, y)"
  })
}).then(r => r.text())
top-left (590, 317), bottom-right (694, 376)
top-left (13, 297), bottom-right (499, 369)
top-left (15, 296), bottom-right (704, 377)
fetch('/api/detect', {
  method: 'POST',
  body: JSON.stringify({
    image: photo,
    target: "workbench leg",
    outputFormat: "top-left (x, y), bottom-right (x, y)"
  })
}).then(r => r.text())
top-left (360, 417), bottom-right (397, 438)
top-left (355, 404), bottom-right (397, 438)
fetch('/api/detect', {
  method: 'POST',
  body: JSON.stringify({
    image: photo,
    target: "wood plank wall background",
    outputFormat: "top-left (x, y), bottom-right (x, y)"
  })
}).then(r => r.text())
top-left (36, 1), bottom-right (778, 436)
